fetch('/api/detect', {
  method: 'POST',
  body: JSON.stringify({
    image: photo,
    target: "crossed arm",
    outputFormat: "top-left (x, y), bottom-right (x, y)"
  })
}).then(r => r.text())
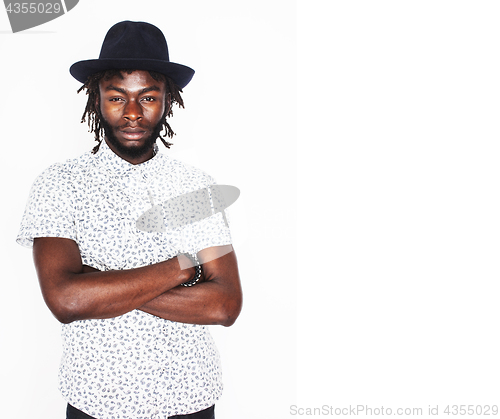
top-left (33, 237), bottom-right (242, 326)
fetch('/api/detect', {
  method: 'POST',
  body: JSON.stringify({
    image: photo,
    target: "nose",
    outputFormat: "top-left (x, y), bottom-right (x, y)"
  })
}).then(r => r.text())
top-left (123, 100), bottom-right (143, 121)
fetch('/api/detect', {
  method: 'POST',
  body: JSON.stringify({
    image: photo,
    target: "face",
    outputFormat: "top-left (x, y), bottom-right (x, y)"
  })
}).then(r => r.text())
top-left (98, 70), bottom-right (170, 164)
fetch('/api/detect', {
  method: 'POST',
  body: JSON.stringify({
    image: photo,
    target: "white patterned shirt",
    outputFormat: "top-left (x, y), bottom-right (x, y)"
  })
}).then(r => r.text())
top-left (17, 141), bottom-right (232, 419)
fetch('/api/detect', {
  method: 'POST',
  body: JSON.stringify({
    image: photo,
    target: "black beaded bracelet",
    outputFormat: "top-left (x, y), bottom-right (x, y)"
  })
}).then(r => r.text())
top-left (181, 264), bottom-right (203, 287)
top-left (180, 253), bottom-right (203, 287)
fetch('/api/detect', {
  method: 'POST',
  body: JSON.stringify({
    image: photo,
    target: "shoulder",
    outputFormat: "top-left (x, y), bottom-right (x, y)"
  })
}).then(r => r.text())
top-left (31, 151), bottom-right (94, 190)
top-left (160, 155), bottom-right (216, 189)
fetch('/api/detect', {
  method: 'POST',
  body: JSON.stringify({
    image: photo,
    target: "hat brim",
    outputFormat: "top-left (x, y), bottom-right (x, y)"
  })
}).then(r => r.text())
top-left (70, 58), bottom-right (195, 89)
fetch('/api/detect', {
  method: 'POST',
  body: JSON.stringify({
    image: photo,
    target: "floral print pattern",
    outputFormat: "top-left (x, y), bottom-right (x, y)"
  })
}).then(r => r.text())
top-left (17, 141), bottom-right (232, 418)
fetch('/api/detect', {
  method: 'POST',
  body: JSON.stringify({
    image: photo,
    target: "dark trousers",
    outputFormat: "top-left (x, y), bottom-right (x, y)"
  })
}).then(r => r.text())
top-left (67, 403), bottom-right (215, 419)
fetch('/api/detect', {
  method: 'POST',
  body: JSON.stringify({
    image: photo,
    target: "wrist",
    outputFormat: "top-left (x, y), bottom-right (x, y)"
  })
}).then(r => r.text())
top-left (178, 253), bottom-right (203, 287)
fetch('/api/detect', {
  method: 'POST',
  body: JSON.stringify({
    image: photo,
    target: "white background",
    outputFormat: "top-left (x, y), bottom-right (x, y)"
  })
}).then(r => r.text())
top-left (0, 1), bottom-right (295, 418)
top-left (297, 0), bottom-right (500, 416)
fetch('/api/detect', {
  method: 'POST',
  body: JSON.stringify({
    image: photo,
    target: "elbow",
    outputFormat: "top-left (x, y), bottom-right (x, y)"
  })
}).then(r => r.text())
top-left (54, 308), bottom-right (79, 324)
top-left (54, 313), bottom-right (75, 324)
top-left (220, 314), bottom-right (238, 327)
top-left (50, 304), bottom-right (79, 324)
top-left (218, 295), bottom-right (242, 327)
top-left (44, 294), bottom-right (82, 324)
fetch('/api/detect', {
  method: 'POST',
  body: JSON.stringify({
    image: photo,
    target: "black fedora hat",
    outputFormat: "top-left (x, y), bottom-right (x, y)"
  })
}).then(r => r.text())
top-left (70, 21), bottom-right (195, 88)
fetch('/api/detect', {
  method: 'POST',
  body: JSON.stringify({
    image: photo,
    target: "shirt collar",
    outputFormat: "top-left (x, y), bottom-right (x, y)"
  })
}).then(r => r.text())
top-left (94, 139), bottom-right (163, 176)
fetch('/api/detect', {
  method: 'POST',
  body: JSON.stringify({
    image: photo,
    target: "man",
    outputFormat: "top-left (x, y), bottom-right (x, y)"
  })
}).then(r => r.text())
top-left (16, 21), bottom-right (242, 419)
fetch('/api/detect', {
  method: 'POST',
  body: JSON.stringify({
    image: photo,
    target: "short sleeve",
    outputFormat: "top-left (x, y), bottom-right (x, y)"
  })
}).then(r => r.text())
top-left (181, 211), bottom-right (232, 256)
top-left (177, 176), bottom-right (233, 256)
top-left (16, 164), bottom-right (77, 248)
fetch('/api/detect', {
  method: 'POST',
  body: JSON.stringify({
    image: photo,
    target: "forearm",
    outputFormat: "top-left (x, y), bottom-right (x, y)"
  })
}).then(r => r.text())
top-left (33, 237), bottom-right (193, 324)
top-left (139, 280), bottom-right (240, 326)
top-left (139, 249), bottom-right (242, 326)
top-left (58, 260), bottom-right (188, 322)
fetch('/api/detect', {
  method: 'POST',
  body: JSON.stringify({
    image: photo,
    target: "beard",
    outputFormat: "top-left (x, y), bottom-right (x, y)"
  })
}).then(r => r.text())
top-left (99, 111), bottom-right (165, 160)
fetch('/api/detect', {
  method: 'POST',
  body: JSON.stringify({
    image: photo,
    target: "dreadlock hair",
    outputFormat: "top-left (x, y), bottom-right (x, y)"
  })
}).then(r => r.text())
top-left (77, 69), bottom-right (185, 154)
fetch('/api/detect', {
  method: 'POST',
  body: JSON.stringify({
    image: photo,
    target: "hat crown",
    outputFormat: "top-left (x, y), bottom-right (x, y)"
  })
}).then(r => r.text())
top-left (99, 21), bottom-right (170, 62)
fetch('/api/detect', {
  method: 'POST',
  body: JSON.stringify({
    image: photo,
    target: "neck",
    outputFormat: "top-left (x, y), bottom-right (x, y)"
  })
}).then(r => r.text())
top-left (104, 137), bottom-right (156, 165)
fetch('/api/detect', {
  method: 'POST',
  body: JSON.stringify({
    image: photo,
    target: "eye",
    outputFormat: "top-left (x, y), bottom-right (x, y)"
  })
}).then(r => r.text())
top-left (109, 97), bottom-right (124, 102)
top-left (141, 96), bottom-right (156, 102)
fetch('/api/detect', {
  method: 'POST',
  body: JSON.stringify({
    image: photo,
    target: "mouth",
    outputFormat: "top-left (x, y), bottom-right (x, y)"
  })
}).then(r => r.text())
top-left (119, 128), bottom-right (147, 141)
